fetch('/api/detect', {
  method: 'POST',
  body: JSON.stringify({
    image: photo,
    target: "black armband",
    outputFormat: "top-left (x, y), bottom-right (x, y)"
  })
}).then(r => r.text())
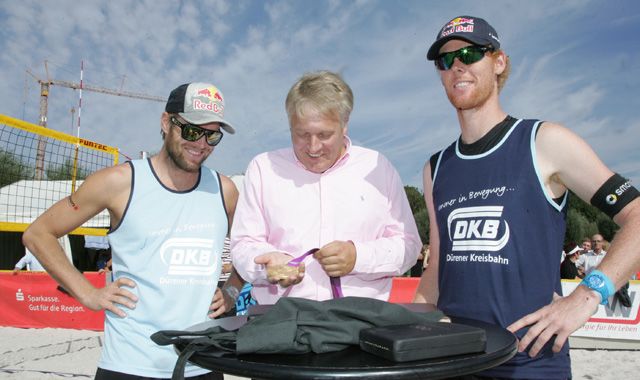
top-left (590, 173), bottom-right (640, 218)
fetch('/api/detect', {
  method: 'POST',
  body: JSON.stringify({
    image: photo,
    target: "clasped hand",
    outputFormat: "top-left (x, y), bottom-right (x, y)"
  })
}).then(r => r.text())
top-left (254, 240), bottom-right (356, 288)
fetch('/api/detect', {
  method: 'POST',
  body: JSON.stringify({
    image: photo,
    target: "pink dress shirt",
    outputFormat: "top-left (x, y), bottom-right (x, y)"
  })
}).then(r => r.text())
top-left (230, 138), bottom-right (421, 304)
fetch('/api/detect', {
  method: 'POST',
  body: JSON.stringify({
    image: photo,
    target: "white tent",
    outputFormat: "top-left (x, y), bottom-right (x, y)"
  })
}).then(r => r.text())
top-left (1, 176), bottom-right (245, 228)
top-left (0, 180), bottom-right (109, 227)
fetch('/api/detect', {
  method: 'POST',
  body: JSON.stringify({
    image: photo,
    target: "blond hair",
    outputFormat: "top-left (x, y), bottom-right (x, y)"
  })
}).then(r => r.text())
top-left (285, 70), bottom-right (353, 127)
top-left (495, 50), bottom-right (511, 93)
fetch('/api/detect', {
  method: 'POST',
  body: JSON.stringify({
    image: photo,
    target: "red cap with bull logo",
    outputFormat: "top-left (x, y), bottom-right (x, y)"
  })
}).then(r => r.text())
top-left (165, 82), bottom-right (235, 134)
top-left (426, 15), bottom-right (501, 60)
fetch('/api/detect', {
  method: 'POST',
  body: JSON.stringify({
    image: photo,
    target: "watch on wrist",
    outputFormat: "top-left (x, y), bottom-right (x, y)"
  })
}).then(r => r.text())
top-left (580, 270), bottom-right (614, 306)
top-left (224, 286), bottom-right (240, 301)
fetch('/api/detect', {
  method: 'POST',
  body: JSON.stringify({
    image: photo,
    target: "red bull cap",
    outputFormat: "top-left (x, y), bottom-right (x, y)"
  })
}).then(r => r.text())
top-left (426, 15), bottom-right (500, 60)
top-left (165, 82), bottom-right (235, 134)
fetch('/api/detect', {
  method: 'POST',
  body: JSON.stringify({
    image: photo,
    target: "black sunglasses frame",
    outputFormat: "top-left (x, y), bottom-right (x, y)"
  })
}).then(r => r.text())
top-left (170, 116), bottom-right (223, 147)
top-left (435, 45), bottom-right (494, 71)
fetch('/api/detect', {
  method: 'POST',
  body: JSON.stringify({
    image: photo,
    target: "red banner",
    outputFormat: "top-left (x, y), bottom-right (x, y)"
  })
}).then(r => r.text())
top-left (388, 277), bottom-right (420, 303)
top-left (0, 271), bottom-right (105, 330)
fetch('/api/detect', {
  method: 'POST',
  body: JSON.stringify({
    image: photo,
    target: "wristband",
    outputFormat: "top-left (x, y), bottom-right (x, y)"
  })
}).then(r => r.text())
top-left (580, 270), bottom-right (615, 306)
top-left (223, 286), bottom-right (240, 301)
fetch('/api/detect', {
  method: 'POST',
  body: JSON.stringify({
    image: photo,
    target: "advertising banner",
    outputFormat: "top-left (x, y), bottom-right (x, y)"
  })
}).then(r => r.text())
top-left (564, 280), bottom-right (640, 340)
top-left (0, 271), bottom-right (105, 330)
top-left (390, 277), bottom-right (640, 340)
top-left (2, 273), bottom-right (638, 338)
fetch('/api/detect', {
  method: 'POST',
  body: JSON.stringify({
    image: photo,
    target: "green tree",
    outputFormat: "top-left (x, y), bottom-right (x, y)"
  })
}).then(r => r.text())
top-left (567, 192), bottom-right (601, 225)
top-left (404, 185), bottom-right (429, 244)
top-left (565, 208), bottom-right (593, 244)
top-left (404, 185), bottom-right (426, 214)
top-left (414, 208), bottom-right (429, 244)
top-left (46, 158), bottom-right (89, 180)
top-left (0, 149), bottom-right (29, 187)
top-left (596, 213), bottom-right (618, 242)
top-left (566, 192), bottom-right (618, 243)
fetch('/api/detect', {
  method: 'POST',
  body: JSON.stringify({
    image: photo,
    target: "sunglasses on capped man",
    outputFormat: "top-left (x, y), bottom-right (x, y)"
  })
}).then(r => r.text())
top-left (170, 116), bottom-right (223, 146)
top-left (435, 45), bottom-right (494, 71)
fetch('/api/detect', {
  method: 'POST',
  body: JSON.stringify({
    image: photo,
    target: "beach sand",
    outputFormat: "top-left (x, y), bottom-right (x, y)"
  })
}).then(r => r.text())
top-left (1, 327), bottom-right (639, 379)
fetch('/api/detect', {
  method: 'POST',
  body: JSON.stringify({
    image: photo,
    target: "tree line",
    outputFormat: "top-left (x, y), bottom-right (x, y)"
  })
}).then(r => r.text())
top-left (0, 149), bottom-right (88, 188)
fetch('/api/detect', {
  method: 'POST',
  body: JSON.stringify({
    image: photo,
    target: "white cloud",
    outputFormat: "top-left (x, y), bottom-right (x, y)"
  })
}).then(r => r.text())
top-left (0, 0), bottom-right (637, 188)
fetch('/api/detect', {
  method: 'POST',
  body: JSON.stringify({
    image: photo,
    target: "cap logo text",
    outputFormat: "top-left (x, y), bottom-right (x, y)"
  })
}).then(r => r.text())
top-left (193, 99), bottom-right (224, 116)
top-left (441, 17), bottom-right (475, 37)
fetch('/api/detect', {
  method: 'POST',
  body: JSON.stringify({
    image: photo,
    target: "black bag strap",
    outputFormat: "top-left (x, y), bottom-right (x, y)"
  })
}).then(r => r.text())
top-left (172, 342), bottom-right (197, 380)
top-left (151, 325), bottom-right (236, 345)
top-left (151, 326), bottom-right (238, 380)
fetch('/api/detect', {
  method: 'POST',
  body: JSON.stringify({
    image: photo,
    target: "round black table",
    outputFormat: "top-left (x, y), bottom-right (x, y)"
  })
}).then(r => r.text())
top-left (176, 315), bottom-right (517, 380)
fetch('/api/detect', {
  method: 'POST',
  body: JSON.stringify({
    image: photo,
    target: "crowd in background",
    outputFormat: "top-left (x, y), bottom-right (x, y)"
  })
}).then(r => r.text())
top-left (561, 233), bottom-right (634, 307)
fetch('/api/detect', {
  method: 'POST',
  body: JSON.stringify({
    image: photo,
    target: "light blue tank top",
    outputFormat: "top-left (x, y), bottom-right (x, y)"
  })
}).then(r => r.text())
top-left (98, 158), bottom-right (228, 377)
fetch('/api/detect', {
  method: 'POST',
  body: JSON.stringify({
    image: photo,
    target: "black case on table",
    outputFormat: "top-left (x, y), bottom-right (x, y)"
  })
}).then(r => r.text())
top-left (359, 322), bottom-right (487, 362)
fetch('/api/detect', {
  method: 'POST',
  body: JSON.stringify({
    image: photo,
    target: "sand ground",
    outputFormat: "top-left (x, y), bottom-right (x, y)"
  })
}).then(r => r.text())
top-left (1, 327), bottom-right (639, 379)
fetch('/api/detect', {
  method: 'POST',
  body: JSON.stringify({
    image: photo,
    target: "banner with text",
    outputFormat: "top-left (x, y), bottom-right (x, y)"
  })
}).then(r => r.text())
top-left (0, 271), bottom-right (105, 330)
top-left (564, 280), bottom-right (640, 340)
top-left (1, 273), bottom-right (638, 337)
top-left (390, 277), bottom-right (640, 341)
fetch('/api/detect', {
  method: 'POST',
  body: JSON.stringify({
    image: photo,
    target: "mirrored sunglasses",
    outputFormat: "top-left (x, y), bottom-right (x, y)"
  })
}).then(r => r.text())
top-left (435, 45), bottom-right (494, 71)
top-left (170, 116), bottom-right (223, 146)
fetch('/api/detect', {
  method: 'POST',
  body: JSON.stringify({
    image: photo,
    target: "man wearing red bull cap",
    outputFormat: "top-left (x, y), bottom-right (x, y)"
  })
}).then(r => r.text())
top-left (414, 15), bottom-right (640, 379)
top-left (23, 82), bottom-right (239, 379)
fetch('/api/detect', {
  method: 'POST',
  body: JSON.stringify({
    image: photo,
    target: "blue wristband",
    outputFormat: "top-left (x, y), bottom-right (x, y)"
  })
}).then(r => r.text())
top-left (580, 270), bottom-right (615, 306)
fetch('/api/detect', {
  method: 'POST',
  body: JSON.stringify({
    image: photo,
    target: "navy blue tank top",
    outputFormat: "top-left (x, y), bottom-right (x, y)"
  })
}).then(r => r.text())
top-left (432, 119), bottom-right (570, 378)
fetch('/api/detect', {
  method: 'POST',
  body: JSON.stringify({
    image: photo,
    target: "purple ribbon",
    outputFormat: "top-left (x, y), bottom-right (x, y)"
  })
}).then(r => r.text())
top-left (287, 248), bottom-right (343, 299)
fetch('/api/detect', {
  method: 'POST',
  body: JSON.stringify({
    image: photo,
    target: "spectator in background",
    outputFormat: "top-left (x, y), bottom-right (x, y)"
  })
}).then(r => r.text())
top-left (84, 234), bottom-right (110, 272)
top-left (560, 242), bottom-right (581, 280)
top-left (422, 244), bottom-right (430, 269)
top-left (13, 247), bottom-right (45, 274)
top-left (410, 244), bottom-right (428, 277)
top-left (98, 258), bottom-right (114, 284)
top-left (592, 234), bottom-right (607, 256)
top-left (96, 250), bottom-right (112, 272)
top-left (576, 233), bottom-right (607, 277)
top-left (14, 235), bottom-right (73, 274)
top-left (576, 237), bottom-right (592, 277)
top-left (580, 236), bottom-right (592, 254)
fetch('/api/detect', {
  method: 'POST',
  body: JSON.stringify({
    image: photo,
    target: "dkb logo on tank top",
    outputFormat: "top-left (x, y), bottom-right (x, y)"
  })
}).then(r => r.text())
top-left (440, 186), bottom-right (512, 265)
top-left (448, 206), bottom-right (509, 252)
top-left (160, 237), bottom-right (217, 276)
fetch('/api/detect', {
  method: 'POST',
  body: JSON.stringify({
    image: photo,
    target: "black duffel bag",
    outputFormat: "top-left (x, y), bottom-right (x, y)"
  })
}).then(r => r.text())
top-left (152, 296), bottom-right (445, 380)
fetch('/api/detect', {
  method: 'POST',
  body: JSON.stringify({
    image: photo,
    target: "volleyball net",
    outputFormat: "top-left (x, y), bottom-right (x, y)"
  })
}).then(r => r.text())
top-left (0, 114), bottom-right (119, 235)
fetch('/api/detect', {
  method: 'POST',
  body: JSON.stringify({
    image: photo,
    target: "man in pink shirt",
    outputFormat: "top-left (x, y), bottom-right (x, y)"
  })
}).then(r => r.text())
top-left (230, 70), bottom-right (421, 304)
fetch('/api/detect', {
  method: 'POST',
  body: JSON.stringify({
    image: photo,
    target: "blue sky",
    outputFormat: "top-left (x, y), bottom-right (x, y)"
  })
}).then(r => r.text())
top-left (1, 0), bottom-right (639, 191)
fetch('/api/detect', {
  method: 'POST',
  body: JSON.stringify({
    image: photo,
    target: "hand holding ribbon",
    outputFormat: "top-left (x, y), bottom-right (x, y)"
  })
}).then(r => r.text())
top-left (255, 251), bottom-right (306, 288)
top-left (255, 241), bottom-right (355, 298)
top-left (312, 241), bottom-right (357, 277)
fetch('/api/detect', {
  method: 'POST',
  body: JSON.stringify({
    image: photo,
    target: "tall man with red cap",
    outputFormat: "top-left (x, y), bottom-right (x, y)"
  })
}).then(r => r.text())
top-left (414, 15), bottom-right (640, 379)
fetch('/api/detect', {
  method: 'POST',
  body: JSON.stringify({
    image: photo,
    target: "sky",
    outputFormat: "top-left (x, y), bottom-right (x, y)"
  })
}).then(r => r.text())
top-left (1, 0), bottom-right (639, 191)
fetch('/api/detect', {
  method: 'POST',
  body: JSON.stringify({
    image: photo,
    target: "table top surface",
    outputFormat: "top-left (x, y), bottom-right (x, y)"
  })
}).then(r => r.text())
top-left (177, 307), bottom-right (517, 380)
